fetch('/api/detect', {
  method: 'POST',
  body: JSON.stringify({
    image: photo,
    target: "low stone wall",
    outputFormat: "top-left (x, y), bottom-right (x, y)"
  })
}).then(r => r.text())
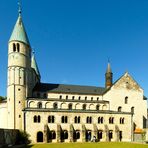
top-left (0, 129), bottom-right (19, 145)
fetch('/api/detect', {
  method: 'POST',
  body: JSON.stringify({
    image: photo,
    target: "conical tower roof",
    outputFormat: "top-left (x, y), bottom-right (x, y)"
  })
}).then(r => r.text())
top-left (9, 15), bottom-right (30, 45)
top-left (31, 53), bottom-right (40, 77)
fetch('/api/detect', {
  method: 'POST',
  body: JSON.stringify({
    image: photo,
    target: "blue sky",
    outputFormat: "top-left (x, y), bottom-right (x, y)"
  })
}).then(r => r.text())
top-left (0, 0), bottom-right (148, 97)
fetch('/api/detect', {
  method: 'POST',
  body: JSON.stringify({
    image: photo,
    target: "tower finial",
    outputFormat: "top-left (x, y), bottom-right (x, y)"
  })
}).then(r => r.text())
top-left (108, 57), bottom-right (110, 63)
top-left (18, 0), bottom-right (22, 16)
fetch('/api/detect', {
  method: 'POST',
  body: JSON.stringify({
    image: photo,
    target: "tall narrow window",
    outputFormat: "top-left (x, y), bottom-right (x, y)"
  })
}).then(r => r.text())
top-left (53, 103), bottom-right (58, 109)
top-left (78, 116), bottom-right (80, 123)
top-left (109, 117), bottom-right (114, 124)
top-left (72, 96), bottom-right (75, 100)
top-left (13, 43), bottom-right (16, 52)
top-left (82, 104), bottom-right (86, 110)
top-left (38, 115), bottom-right (41, 123)
top-left (96, 105), bottom-right (99, 110)
top-left (118, 106), bottom-right (122, 112)
top-left (125, 96), bottom-right (128, 104)
top-left (66, 96), bottom-right (68, 100)
top-left (68, 103), bottom-right (72, 110)
top-left (34, 115), bottom-right (37, 123)
top-left (78, 96), bottom-right (81, 100)
top-left (37, 102), bottom-right (42, 109)
top-left (17, 43), bottom-right (20, 52)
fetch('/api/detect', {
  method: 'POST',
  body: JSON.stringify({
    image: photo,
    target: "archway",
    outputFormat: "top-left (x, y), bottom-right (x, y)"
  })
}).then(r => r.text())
top-left (86, 130), bottom-right (91, 142)
top-left (98, 130), bottom-right (103, 141)
top-left (37, 131), bottom-right (43, 142)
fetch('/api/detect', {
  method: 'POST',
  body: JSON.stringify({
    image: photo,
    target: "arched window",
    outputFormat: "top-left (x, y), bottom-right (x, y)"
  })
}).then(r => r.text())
top-left (131, 107), bottom-right (134, 114)
top-left (109, 117), bottom-right (114, 124)
top-left (78, 96), bottom-right (81, 100)
top-left (97, 97), bottom-right (99, 101)
top-left (53, 102), bottom-right (58, 109)
top-left (38, 115), bottom-right (41, 123)
top-left (37, 102), bottom-right (42, 109)
top-left (85, 97), bottom-right (87, 100)
top-left (98, 130), bottom-right (103, 141)
top-left (82, 104), bottom-right (86, 110)
top-left (118, 106), bottom-right (122, 112)
top-left (90, 117), bottom-right (92, 123)
top-left (74, 116), bottom-right (77, 123)
top-left (109, 130), bottom-right (113, 141)
top-left (68, 103), bottom-right (72, 110)
top-left (34, 115), bottom-right (37, 123)
top-left (86, 116), bottom-right (92, 123)
top-left (13, 43), bottom-right (16, 52)
top-left (17, 43), bottom-right (20, 52)
top-left (61, 116), bottom-right (68, 123)
top-left (64, 130), bottom-right (68, 139)
top-left (51, 131), bottom-right (56, 139)
top-left (59, 95), bottom-right (62, 99)
top-left (91, 97), bottom-right (93, 101)
top-left (98, 117), bottom-right (103, 124)
top-left (65, 116), bottom-right (68, 123)
top-left (125, 96), bottom-right (128, 104)
top-left (48, 116), bottom-right (55, 123)
top-left (96, 105), bottom-right (99, 110)
top-left (72, 96), bottom-right (75, 100)
top-left (120, 117), bottom-right (124, 124)
top-left (61, 116), bottom-right (64, 123)
top-left (76, 130), bottom-right (80, 139)
top-left (78, 116), bottom-right (80, 123)
top-left (66, 96), bottom-right (68, 100)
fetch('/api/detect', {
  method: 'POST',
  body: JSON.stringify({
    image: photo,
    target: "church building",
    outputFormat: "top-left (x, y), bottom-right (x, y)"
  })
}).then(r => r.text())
top-left (0, 6), bottom-right (147, 143)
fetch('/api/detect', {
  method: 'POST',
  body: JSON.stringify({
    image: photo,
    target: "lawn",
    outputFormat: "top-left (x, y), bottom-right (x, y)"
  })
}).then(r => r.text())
top-left (25, 142), bottom-right (148, 148)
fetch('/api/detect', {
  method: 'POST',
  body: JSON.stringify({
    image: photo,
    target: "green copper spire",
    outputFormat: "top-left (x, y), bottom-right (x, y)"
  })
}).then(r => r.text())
top-left (9, 1), bottom-right (30, 45)
top-left (31, 53), bottom-right (40, 78)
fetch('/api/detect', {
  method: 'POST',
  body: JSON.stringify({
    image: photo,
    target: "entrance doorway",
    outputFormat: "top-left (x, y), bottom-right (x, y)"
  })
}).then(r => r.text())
top-left (37, 131), bottom-right (43, 142)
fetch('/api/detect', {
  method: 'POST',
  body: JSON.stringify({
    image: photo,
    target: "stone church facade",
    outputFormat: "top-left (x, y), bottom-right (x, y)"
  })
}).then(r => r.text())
top-left (0, 7), bottom-right (147, 143)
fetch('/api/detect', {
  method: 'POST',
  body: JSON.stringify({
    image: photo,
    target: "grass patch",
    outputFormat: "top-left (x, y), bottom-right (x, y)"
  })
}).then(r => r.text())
top-left (25, 142), bottom-right (148, 148)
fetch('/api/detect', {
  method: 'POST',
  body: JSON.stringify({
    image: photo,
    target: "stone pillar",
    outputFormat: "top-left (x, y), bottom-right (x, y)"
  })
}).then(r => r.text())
top-left (93, 124), bottom-right (98, 139)
top-left (115, 125), bottom-right (119, 142)
top-left (82, 124), bottom-right (86, 142)
top-left (69, 124), bottom-right (74, 142)
top-left (57, 124), bottom-right (61, 143)
top-left (104, 125), bottom-right (109, 142)
top-left (44, 124), bottom-right (48, 143)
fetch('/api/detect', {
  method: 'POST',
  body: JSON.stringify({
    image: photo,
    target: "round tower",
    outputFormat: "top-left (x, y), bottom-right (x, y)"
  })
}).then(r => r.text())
top-left (105, 62), bottom-right (113, 88)
top-left (7, 11), bottom-right (32, 129)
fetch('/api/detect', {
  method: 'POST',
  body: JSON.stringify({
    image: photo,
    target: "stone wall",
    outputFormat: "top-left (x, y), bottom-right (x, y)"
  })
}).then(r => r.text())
top-left (0, 129), bottom-right (19, 145)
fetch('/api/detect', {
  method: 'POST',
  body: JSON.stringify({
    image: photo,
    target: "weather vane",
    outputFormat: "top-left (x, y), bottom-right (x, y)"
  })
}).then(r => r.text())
top-left (18, 0), bottom-right (22, 15)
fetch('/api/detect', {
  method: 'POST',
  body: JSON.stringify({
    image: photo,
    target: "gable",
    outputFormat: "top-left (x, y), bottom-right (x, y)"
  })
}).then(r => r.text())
top-left (112, 72), bottom-right (142, 92)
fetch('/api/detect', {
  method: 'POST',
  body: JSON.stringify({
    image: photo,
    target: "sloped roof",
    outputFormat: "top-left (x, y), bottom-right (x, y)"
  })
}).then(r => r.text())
top-left (9, 15), bottom-right (30, 45)
top-left (33, 83), bottom-right (106, 95)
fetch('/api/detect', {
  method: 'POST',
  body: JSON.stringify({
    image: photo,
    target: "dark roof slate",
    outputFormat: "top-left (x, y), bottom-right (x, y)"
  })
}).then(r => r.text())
top-left (33, 83), bottom-right (106, 95)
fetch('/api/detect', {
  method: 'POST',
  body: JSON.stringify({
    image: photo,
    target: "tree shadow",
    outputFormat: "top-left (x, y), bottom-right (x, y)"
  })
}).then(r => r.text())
top-left (19, 145), bottom-right (34, 148)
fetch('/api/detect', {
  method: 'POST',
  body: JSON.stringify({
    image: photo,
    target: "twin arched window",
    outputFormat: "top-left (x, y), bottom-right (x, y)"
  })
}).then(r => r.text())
top-left (61, 116), bottom-right (68, 123)
top-left (34, 115), bottom-right (41, 123)
top-left (86, 116), bottom-right (92, 123)
top-left (74, 116), bottom-right (80, 123)
top-left (13, 43), bottom-right (20, 52)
